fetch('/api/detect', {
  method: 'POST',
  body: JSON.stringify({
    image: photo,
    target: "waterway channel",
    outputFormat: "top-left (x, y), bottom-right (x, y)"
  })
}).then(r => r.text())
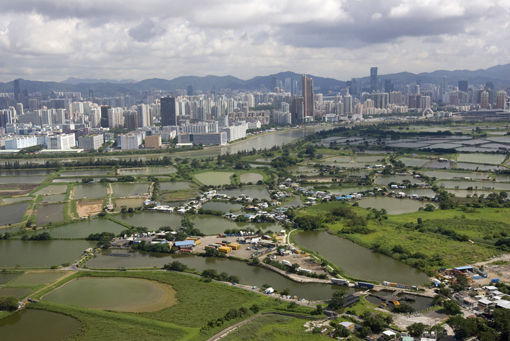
top-left (293, 231), bottom-right (429, 285)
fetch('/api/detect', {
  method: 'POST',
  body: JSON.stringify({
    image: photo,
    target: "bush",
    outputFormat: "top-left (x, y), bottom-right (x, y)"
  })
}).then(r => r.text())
top-left (163, 261), bottom-right (188, 272)
top-left (0, 296), bottom-right (18, 311)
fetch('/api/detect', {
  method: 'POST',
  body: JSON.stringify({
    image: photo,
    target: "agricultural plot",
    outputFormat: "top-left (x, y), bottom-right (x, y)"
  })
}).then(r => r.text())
top-left (34, 185), bottom-right (67, 196)
top-left (36, 203), bottom-right (64, 225)
top-left (239, 172), bottom-right (263, 184)
top-left (457, 153), bottom-right (506, 165)
top-left (159, 181), bottom-right (192, 191)
top-left (194, 171), bottom-right (233, 186)
top-left (76, 199), bottom-right (104, 218)
top-left (8, 270), bottom-right (69, 286)
top-left (73, 183), bottom-right (107, 199)
top-left (0, 202), bottom-right (29, 226)
top-left (40, 219), bottom-right (126, 239)
top-left (111, 183), bottom-right (150, 197)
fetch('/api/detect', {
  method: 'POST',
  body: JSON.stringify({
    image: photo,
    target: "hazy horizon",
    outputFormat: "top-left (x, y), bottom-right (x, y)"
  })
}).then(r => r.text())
top-left (0, 1), bottom-right (509, 82)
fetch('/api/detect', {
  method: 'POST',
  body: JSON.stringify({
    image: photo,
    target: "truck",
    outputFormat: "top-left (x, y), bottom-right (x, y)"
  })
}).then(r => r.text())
top-left (356, 281), bottom-right (374, 289)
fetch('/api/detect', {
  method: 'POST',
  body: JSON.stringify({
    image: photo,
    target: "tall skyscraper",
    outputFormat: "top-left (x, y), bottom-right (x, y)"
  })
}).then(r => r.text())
top-left (302, 75), bottom-right (313, 117)
top-left (480, 91), bottom-right (490, 109)
top-left (160, 97), bottom-right (176, 126)
top-left (440, 76), bottom-right (447, 97)
top-left (458, 80), bottom-right (468, 92)
top-left (290, 97), bottom-right (304, 124)
top-left (370, 67), bottom-right (378, 92)
top-left (496, 90), bottom-right (507, 109)
top-left (100, 105), bottom-right (110, 128)
top-left (13, 79), bottom-right (21, 103)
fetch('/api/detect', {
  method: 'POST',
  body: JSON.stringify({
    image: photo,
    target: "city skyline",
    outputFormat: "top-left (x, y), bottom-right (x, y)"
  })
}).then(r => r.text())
top-left (0, 1), bottom-right (509, 81)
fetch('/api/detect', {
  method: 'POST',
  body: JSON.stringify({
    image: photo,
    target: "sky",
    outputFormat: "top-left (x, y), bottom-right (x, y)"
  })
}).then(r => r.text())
top-left (0, 0), bottom-right (509, 82)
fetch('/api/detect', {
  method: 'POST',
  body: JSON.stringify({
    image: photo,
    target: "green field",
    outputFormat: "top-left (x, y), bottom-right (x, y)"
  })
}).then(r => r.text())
top-left (297, 202), bottom-right (507, 272)
top-left (8, 271), bottom-right (69, 286)
top-left (26, 270), bottom-right (313, 341)
top-left (223, 314), bottom-right (330, 341)
top-left (194, 171), bottom-right (233, 186)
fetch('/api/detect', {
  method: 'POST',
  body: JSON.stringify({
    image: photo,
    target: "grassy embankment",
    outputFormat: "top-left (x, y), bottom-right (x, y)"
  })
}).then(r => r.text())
top-left (295, 202), bottom-right (508, 273)
top-left (28, 270), bottom-right (317, 341)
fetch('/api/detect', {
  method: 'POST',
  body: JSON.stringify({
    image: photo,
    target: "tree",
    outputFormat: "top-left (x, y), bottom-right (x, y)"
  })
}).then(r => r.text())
top-left (163, 261), bottom-right (187, 272)
top-left (441, 300), bottom-right (461, 315)
top-left (407, 323), bottom-right (426, 337)
top-left (0, 296), bottom-right (18, 311)
top-left (327, 290), bottom-right (346, 310)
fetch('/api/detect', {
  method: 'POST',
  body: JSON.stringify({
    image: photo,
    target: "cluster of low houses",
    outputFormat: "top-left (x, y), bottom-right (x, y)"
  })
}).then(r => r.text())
top-left (454, 283), bottom-right (510, 313)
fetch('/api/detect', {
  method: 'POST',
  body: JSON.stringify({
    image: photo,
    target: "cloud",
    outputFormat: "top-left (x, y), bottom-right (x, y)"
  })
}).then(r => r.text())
top-left (128, 18), bottom-right (165, 42)
top-left (0, 0), bottom-right (508, 81)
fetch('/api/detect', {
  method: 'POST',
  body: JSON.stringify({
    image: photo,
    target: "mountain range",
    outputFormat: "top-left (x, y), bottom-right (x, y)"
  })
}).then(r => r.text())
top-left (1, 64), bottom-right (509, 97)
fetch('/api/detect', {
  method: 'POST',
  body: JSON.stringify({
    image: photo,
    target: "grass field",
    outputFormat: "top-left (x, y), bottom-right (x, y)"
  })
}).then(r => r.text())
top-left (297, 202), bottom-right (507, 272)
top-left (8, 270), bottom-right (71, 286)
top-left (28, 270), bottom-right (313, 341)
top-left (194, 171), bottom-right (233, 186)
top-left (222, 314), bottom-right (330, 341)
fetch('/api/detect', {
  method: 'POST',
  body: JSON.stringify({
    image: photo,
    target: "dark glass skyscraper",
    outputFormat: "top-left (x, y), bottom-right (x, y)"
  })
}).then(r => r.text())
top-left (160, 97), bottom-right (176, 126)
top-left (100, 105), bottom-right (110, 128)
top-left (370, 67), bottom-right (378, 92)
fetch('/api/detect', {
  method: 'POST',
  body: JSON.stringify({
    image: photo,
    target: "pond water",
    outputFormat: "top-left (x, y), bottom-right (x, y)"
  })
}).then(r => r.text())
top-left (422, 170), bottom-right (488, 180)
top-left (293, 231), bottom-right (429, 285)
top-left (192, 215), bottom-right (281, 235)
top-left (399, 157), bottom-right (429, 167)
top-left (0, 202), bottom-right (29, 226)
top-left (201, 201), bottom-right (243, 213)
top-left (194, 172), bottom-right (233, 186)
top-left (329, 187), bottom-right (373, 196)
top-left (60, 169), bottom-right (111, 177)
top-left (0, 176), bottom-right (46, 184)
top-left (218, 186), bottom-right (271, 200)
top-left (374, 175), bottom-right (425, 186)
top-left (34, 185), bottom-right (67, 196)
top-left (117, 166), bottom-right (177, 175)
top-left (0, 169), bottom-right (53, 176)
top-left (437, 180), bottom-right (510, 191)
top-left (457, 153), bottom-right (506, 165)
top-left (0, 309), bottom-right (81, 341)
top-left (73, 183), bottom-right (107, 199)
top-left (41, 194), bottom-right (67, 203)
top-left (358, 197), bottom-right (426, 214)
top-left (0, 197), bottom-right (31, 205)
top-left (111, 183), bottom-right (149, 197)
top-left (33, 219), bottom-right (126, 239)
top-left (447, 189), bottom-right (495, 198)
top-left (36, 204), bottom-right (64, 226)
top-left (0, 240), bottom-right (95, 267)
top-left (456, 163), bottom-right (503, 171)
top-left (118, 212), bottom-right (182, 229)
top-left (86, 250), bottom-right (351, 300)
top-left (401, 188), bottom-right (436, 198)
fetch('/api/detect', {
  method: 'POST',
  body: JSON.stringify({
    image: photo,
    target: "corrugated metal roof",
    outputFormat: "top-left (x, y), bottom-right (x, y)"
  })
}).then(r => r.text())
top-left (175, 240), bottom-right (195, 246)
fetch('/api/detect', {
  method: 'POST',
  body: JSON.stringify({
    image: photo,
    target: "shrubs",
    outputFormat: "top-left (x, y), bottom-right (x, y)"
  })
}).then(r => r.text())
top-left (163, 261), bottom-right (188, 272)
top-left (0, 296), bottom-right (18, 311)
top-left (21, 232), bottom-right (51, 241)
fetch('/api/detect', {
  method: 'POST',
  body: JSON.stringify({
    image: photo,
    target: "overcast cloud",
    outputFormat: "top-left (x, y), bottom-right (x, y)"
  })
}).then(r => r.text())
top-left (0, 0), bottom-right (508, 81)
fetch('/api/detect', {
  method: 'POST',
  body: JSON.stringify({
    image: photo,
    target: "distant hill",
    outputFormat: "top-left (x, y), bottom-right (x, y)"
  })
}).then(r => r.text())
top-left (0, 64), bottom-right (508, 97)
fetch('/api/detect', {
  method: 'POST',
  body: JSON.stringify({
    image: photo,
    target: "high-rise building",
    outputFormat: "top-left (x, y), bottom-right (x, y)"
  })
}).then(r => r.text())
top-left (440, 76), bottom-right (447, 97)
top-left (370, 67), bottom-right (378, 92)
top-left (290, 97), bottom-right (304, 124)
top-left (458, 80), bottom-right (468, 92)
top-left (480, 91), bottom-right (490, 109)
top-left (302, 75), bottom-right (313, 117)
top-left (100, 105), bottom-right (110, 128)
top-left (160, 97), bottom-right (176, 126)
top-left (496, 90), bottom-right (507, 109)
top-left (186, 85), bottom-right (193, 96)
top-left (13, 79), bottom-right (21, 103)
